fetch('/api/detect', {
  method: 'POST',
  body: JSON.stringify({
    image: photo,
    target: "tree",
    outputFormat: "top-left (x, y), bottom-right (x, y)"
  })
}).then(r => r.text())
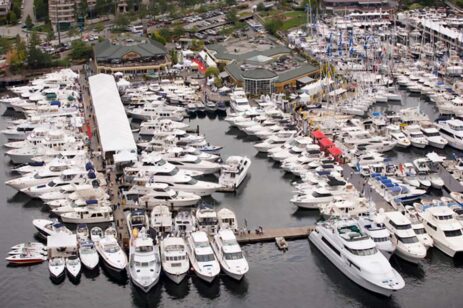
top-left (151, 32), bottom-right (167, 45)
top-left (95, 22), bottom-right (105, 33)
top-left (256, 2), bottom-right (265, 11)
top-left (172, 25), bottom-right (185, 38)
top-left (70, 40), bottom-right (93, 60)
top-left (457, 0), bottom-right (463, 8)
top-left (25, 15), bottom-right (33, 30)
top-left (205, 66), bottom-right (219, 78)
top-left (213, 77), bottom-right (222, 88)
top-left (46, 30), bottom-right (55, 43)
top-left (170, 49), bottom-right (178, 64)
top-left (27, 32), bottom-right (53, 69)
top-left (68, 27), bottom-right (79, 37)
top-left (226, 9), bottom-right (238, 25)
top-left (114, 14), bottom-right (129, 29)
top-left (264, 18), bottom-right (283, 35)
top-left (191, 39), bottom-right (204, 51)
top-left (77, 0), bottom-right (88, 18)
top-left (225, 0), bottom-right (237, 5)
top-left (7, 11), bottom-right (18, 24)
top-left (33, 0), bottom-right (48, 21)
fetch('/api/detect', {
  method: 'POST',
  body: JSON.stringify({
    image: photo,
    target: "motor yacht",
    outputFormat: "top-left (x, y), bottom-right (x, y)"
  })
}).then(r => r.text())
top-left (420, 122), bottom-right (448, 149)
top-left (125, 183), bottom-right (201, 208)
top-left (436, 119), bottom-right (463, 150)
top-left (65, 255), bottom-right (82, 280)
top-left (95, 227), bottom-right (128, 271)
top-left (160, 147), bottom-right (221, 175)
top-left (78, 240), bottom-right (99, 270)
top-left (385, 125), bottom-right (410, 148)
top-left (160, 237), bottom-right (190, 284)
top-left (309, 219), bottom-right (405, 296)
top-left (33, 219), bottom-right (72, 238)
top-left (48, 257), bottom-right (65, 279)
top-left (150, 205), bottom-right (173, 235)
top-left (59, 205), bottom-right (114, 224)
top-left (403, 205), bottom-right (434, 248)
top-left (218, 156), bottom-right (251, 191)
top-left (186, 231), bottom-right (220, 283)
top-left (127, 209), bottom-right (150, 234)
top-left (211, 229), bottom-right (248, 280)
top-left (413, 158), bottom-right (444, 189)
top-left (128, 228), bottom-right (161, 292)
top-left (382, 211), bottom-right (427, 263)
top-left (173, 211), bottom-right (196, 236)
top-left (229, 89), bottom-right (251, 112)
top-left (196, 205), bottom-right (219, 235)
top-left (320, 196), bottom-right (370, 219)
top-left (291, 182), bottom-right (357, 210)
top-left (217, 208), bottom-right (239, 232)
top-left (415, 201), bottom-right (463, 257)
top-left (358, 216), bottom-right (396, 259)
top-left (129, 102), bottom-right (185, 121)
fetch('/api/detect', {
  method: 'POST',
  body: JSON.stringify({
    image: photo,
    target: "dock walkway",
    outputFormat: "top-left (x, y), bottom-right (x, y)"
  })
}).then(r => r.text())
top-left (236, 226), bottom-right (314, 244)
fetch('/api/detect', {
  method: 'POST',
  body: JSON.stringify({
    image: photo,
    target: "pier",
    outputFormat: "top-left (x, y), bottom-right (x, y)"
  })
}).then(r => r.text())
top-left (236, 226), bottom-right (315, 244)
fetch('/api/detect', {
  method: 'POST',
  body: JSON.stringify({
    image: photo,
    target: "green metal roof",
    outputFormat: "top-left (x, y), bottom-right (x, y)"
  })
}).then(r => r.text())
top-left (241, 68), bottom-right (277, 80)
top-left (206, 43), bottom-right (291, 62)
top-left (94, 39), bottom-right (167, 61)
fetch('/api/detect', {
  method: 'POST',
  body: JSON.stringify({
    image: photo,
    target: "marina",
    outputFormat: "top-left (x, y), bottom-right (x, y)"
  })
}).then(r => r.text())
top-left (3, 4), bottom-right (463, 308)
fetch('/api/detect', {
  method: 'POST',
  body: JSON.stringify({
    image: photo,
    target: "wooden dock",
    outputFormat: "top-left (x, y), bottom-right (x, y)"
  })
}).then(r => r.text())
top-left (236, 226), bottom-right (314, 244)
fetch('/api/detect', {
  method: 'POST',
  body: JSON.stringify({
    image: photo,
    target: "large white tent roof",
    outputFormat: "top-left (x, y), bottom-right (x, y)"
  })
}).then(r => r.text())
top-left (89, 74), bottom-right (137, 157)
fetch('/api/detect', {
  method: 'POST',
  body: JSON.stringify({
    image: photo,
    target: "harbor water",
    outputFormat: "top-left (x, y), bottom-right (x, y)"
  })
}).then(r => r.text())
top-left (1, 89), bottom-right (463, 307)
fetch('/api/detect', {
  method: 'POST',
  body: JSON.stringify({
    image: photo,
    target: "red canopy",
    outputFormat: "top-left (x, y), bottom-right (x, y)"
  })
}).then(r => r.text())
top-left (328, 146), bottom-right (343, 157)
top-left (319, 138), bottom-right (333, 149)
top-left (311, 130), bottom-right (325, 139)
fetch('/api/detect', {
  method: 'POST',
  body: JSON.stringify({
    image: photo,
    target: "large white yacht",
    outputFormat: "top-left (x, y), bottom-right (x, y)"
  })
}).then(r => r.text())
top-left (124, 183), bottom-right (201, 208)
top-left (95, 227), bottom-right (128, 272)
top-left (436, 119), bottom-right (463, 150)
top-left (358, 216), bottom-right (396, 259)
top-left (401, 124), bottom-right (428, 148)
top-left (128, 228), bottom-right (161, 292)
top-left (129, 102), bottom-right (185, 121)
top-left (218, 156), bottom-right (251, 191)
top-left (229, 88), bottom-right (251, 112)
top-left (160, 237), bottom-right (190, 284)
top-left (415, 201), bottom-right (463, 257)
top-left (211, 229), bottom-right (248, 280)
top-left (382, 211), bottom-right (427, 263)
top-left (309, 219), bottom-right (405, 296)
top-left (385, 125), bottom-right (411, 148)
top-left (150, 205), bottom-right (173, 235)
top-left (160, 147), bottom-right (221, 174)
top-left (186, 231), bottom-right (220, 283)
top-left (420, 122), bottom-right (448, 149)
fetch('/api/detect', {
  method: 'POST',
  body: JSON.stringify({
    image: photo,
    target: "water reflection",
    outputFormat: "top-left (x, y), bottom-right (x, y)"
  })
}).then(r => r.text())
top-left (220, 275), bottom-right (249, 298)
top-left (100, 264), bottom-right (129, 285)
top-left (191, 275), bottom-right (220, 299)
top-left (163, 276), bottom-right (190, 299)
top-left (130, 281), bottom-right (162, 307)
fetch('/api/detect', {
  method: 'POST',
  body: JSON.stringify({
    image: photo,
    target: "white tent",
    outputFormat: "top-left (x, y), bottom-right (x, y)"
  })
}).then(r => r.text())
top-left (299, 92), bottom-right (310, 102)
top-left (47, 233), bottom-right (77, 249)
top-left (218, 86), bottom-right (230, 93)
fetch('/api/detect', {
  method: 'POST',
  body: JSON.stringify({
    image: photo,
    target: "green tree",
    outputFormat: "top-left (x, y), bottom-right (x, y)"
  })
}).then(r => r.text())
top-left (191, 39), bottom-right (204, 51)
top-left (7, 11), bottom-right (18, 24)
top-left (256, 2), bottom-right (265, 11)
top-left (205, 66), bottom-right (219, 78)
top-left (225, 0), bottom-right (237, 5)
top-left (77, 0), bottom-right (88, 18)
top-left (95, 22), bottom-right (105, 33)
top-left (226, 9), bottom-right (238, 25)
top-left (264, 18), bottom-right (283, 35)
top-left (114, 14), bottom-right (129, 29)
top-left (172, 25), bottom-right (185, 38)
top-left (27, 31), bottom-right (53, 69)
top-left (151, 32), bottom-right (167, 45)
top-left (33, 0), bottom-right (48, 21)
top-left (46, 30), bottom-right (55, 43)
top-left (68, 27), bottom-right (79, 37)
top-left (457, 0), bottom-right (463, 7)
top-left (25, 15), bottom-right (34, 30)
top-left (170, 49), bottom-right (178, 64)
top-left (213, 77), bottom-right (222, 88)
top-left (70, 40), bottom-right (93, 60)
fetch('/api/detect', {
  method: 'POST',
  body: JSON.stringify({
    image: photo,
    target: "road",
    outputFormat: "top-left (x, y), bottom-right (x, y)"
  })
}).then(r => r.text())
top-left (22, 0), bottom-right (35, 22)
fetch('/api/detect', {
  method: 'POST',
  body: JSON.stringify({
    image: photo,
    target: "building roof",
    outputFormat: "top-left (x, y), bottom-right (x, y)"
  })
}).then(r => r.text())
top-left (241, 68), bottom-right (277, 80)
top-left (276, 64), bottom-right (319, 83)
top-left (47, 233), bottom-right (77, 249)
top-left (246, 54), bottom-right (273, 64)
top-left (88, 74), bottom-right (137, 157)
top-left (94, 39), bottom-right (167, 61)
top-left (206, 43), bottom-right (291, 62)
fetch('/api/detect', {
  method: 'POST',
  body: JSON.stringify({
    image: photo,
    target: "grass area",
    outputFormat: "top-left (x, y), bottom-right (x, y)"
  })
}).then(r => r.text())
top-left (262, 10), bottom-right (307, 31)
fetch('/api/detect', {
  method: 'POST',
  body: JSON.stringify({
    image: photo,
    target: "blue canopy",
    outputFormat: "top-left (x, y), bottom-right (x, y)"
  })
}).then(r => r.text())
top-left (86, 199), bottom-right (98, 205)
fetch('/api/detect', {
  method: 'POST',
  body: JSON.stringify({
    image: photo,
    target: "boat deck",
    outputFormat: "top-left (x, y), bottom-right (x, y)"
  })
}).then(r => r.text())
top-left (236, 226), bottom-right (315, 244)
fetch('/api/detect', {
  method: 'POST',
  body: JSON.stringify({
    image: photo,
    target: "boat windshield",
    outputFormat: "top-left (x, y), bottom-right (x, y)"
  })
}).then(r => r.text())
top-left (104, 244), bottom-right (120, 253)
top-left (194, 240), bottom-right (209, 248)
top-left (136, 245), bottom-right (153, 253)
top-left (414, 228), bottom-right (426, 234)
top-left (344, 246), bottom-right (377, 256)
top-left (195, 252), bottom-right (215, 262)
top-left (372, 237), bottom-right (390, 243)
top-left (224, 251), bottom-right (243, 260)
top-left (397, 235), bottom-right (419, 244)
top-left (186, 178), bottom-right (198, 185)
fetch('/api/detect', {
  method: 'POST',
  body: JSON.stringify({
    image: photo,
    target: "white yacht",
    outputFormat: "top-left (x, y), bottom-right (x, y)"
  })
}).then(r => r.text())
top-left (129, 102), bottom-right (185, 121)
top-left (415, 202), bottom-right (463, 257)
top-left (78, 240), bottom-right (99, 270)
top-left (413, 158), bottom-right (444, 189)
top-left (403, 205), bottom-right (434, 248)
top-left (59, 206), bottom-right (113, 224)
top-left (436, 119), bottom-right (463, 150)
top-left (401, 125), bottom-right (428, 148)
top-left (358, 216), bottom-right (396, 259)
top-left (229, 89), bottom-right (251, 112)
top-left (65, 255), bottom-right (82, 279)
top-left (420, 123), bottom-right (448, 149)
top-left (49, 257), bottom-right (65, 280)
top-left (196, 206), bottom-right (219, 235)
top-left (150, 205), bottom-right (173, 235)
top-left (95, 227), bottom-right (128, 272)
top-left (161, 148), bottom-right (221, 175)
top-left (33, 219), bottom-right (72, 238)
top-left (211, 229), bottom-right (248, 280)
top-left (382, 211), bottom-right (427, 263)
top-left (160, 237), bottom-right (190, 284)
top-left (309, 219), bottom-right (405, 296)
top-left (173, 211), bottom-right (196, 236)
top-left (217, 208), bottom-right (239, 232)
top-left (186, 231), bottom-right (220, 283)
top-left (254, 135), bottom-right (289, 152)
top-left (291, 182), bottom-right (357, 210)
top-left (385, 125), bottom-right (411, 148)
top-left (320, 196), bottom-right (370, 219)
top-left (128, 228), bottom-right (161, 292)
top-left (219, 156), bottom-right (251, 191)
top-left (127, 209), bottom-right (150, 234)
top-left (125, 183), bottom-right (201, 208)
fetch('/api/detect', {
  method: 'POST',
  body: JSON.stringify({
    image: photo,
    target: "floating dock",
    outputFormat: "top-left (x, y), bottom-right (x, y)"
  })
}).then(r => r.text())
top-left (236, 226), bottom-right (315, 244)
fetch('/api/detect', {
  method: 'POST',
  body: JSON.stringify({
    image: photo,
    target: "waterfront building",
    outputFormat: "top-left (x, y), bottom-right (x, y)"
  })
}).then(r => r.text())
top-left (0, 0), bottom-right (11, 18)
